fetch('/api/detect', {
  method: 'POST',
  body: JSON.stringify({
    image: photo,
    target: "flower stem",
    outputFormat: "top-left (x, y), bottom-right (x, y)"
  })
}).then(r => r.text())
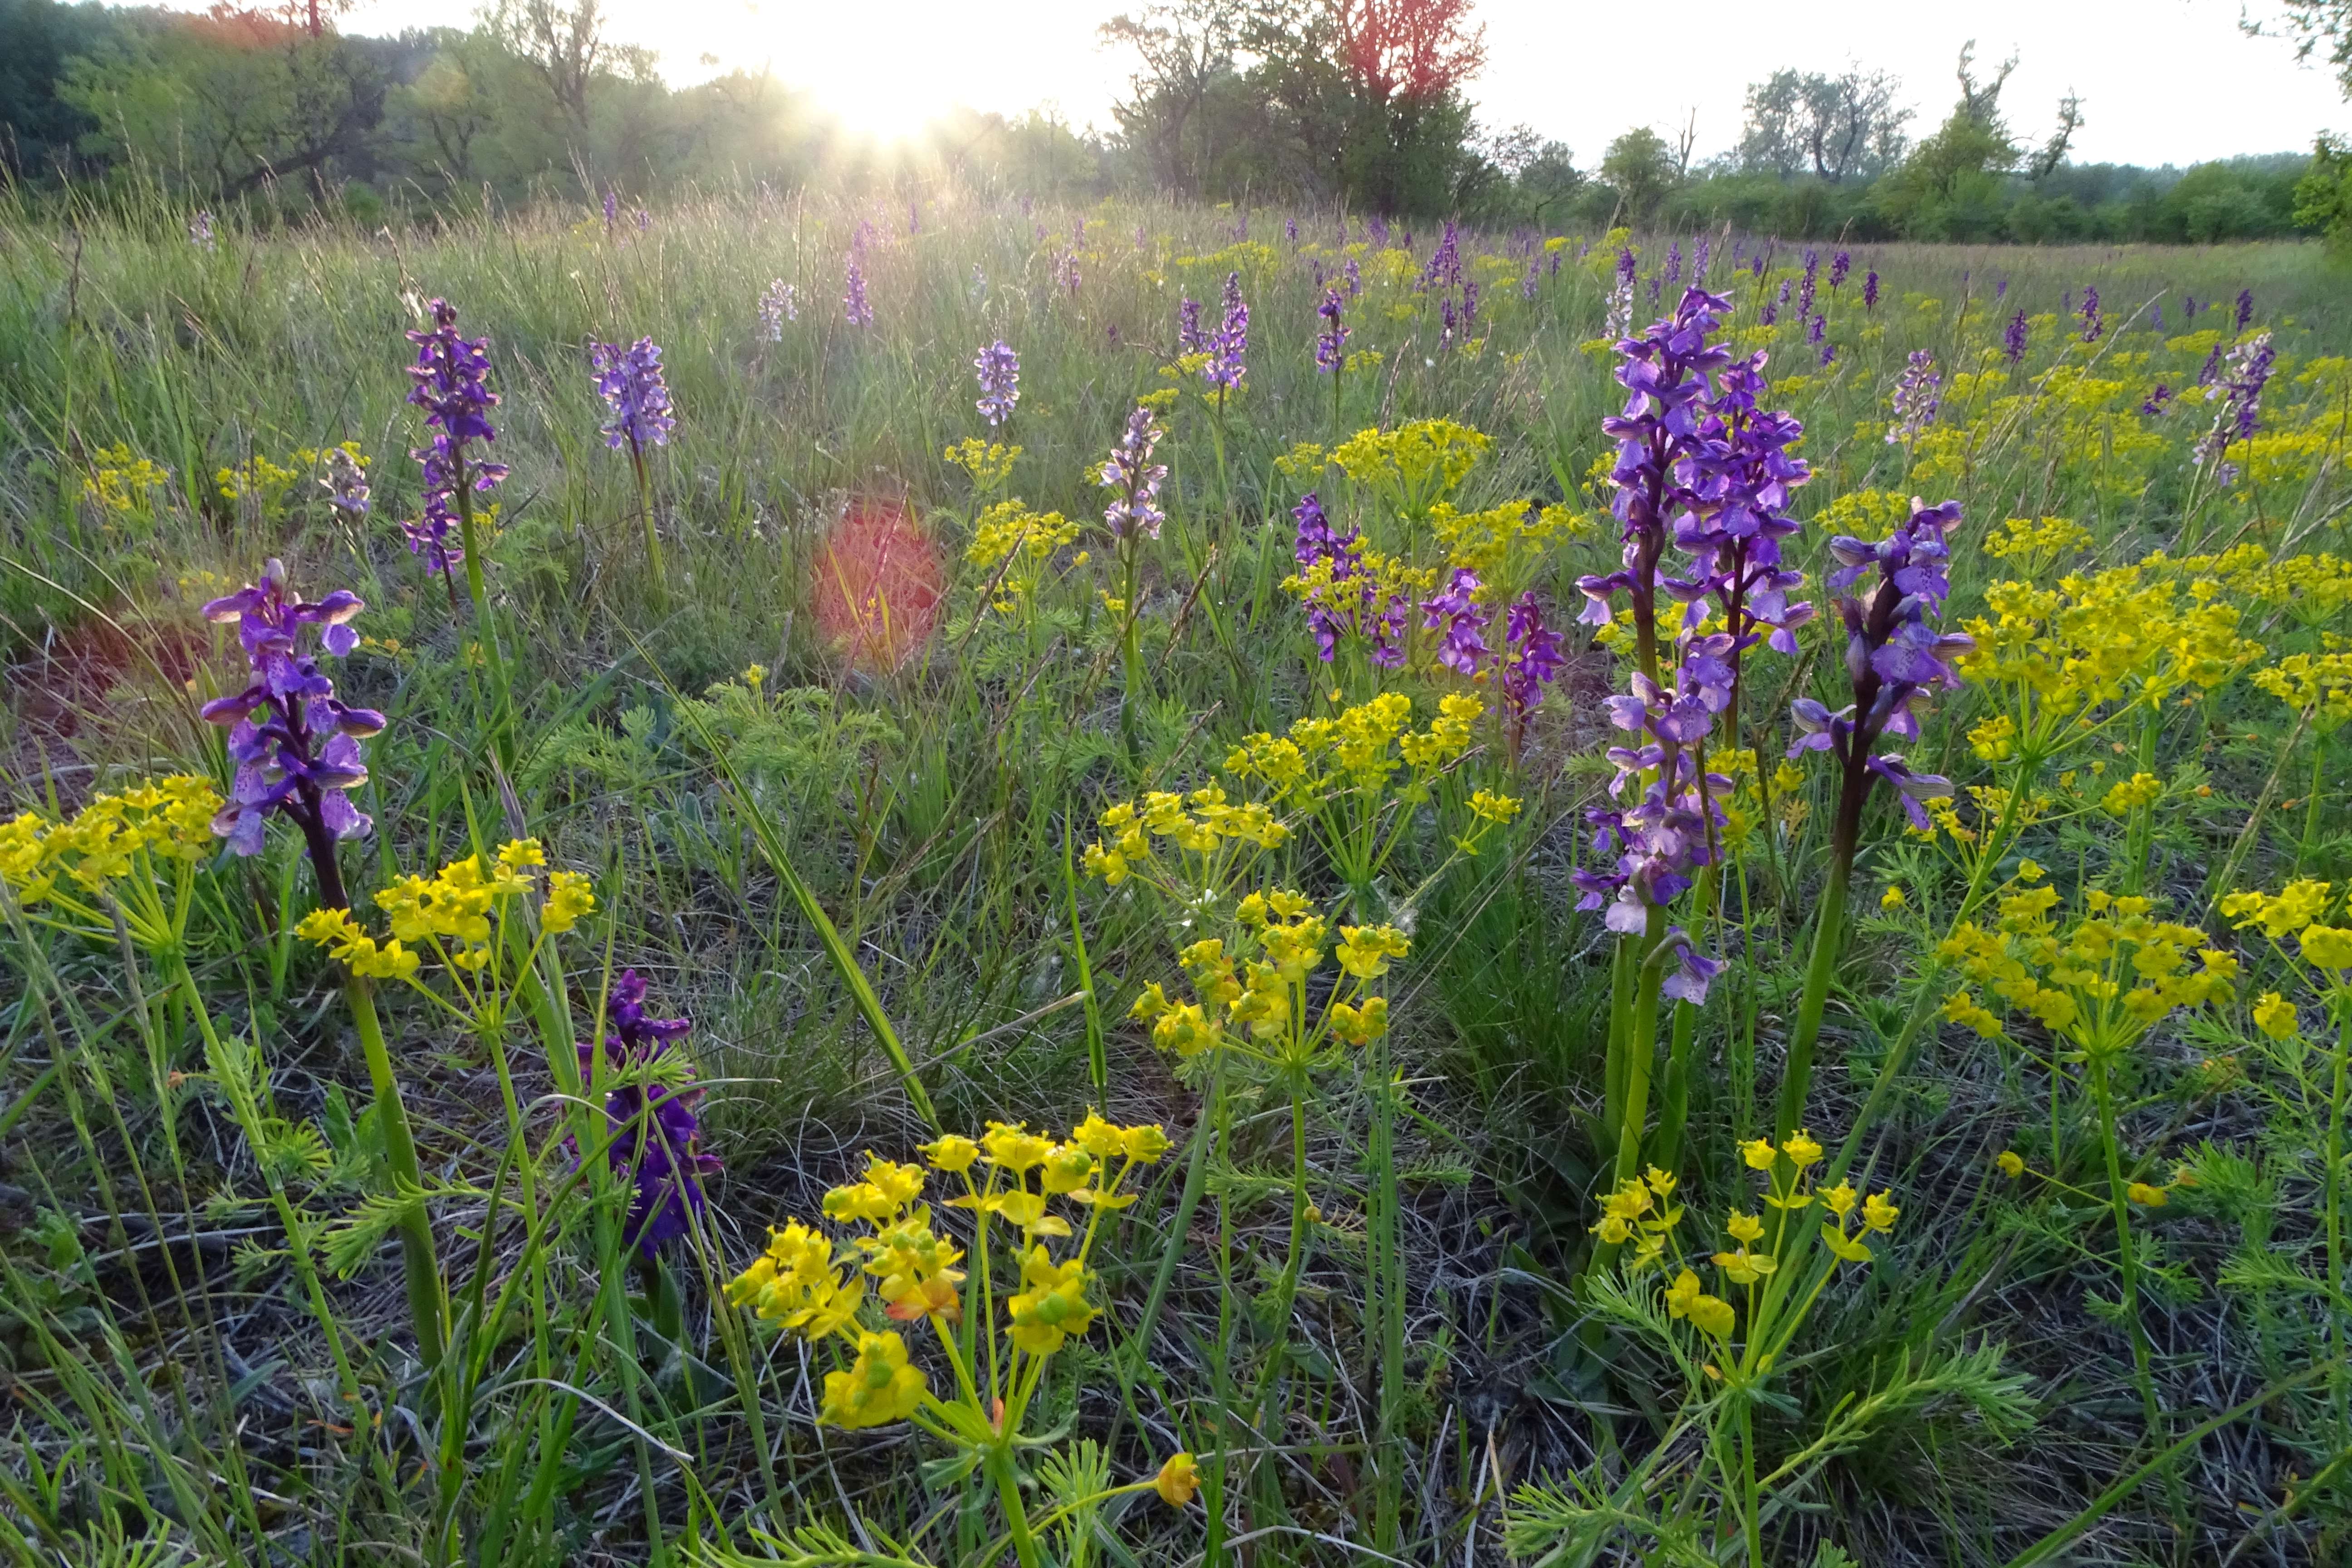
top-left (631, 438), bottom-right (667, 608)
top-left (346, 974), bottom-right (449, 1373)
top-left (2089, 1053), bottom-right (2164, 1450)
top-left (1776, 846), bottom-right (1852, 1142)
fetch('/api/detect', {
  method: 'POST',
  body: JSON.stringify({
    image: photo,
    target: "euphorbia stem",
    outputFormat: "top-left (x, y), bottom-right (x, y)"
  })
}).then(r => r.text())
top-left (2090, 1053), bottom-right (2164, 1449)
top-left (2326, 989), bottom-right (2350, 1446)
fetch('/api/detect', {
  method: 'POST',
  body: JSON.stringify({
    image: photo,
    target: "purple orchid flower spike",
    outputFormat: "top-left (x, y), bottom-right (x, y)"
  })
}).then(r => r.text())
top-left (201, 560), bottom-right (383, 909)
top-left (1420, 567), bottom-right (1492, 676)
top-left (1100, 405), bottom-right (1169, 540)
top-left (403, 299), bottom-right (507, 583)
top-left (581, 970), bottom-right (721, 1257)
top-left (591, 337), bottom-right (676, 453)
top-left (974, 339), bottom-right (1021, 428)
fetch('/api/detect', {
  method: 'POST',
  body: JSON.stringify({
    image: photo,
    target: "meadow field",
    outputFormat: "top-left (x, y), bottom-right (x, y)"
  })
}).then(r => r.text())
top-left (1, 184), bottom-right (2349, 1566)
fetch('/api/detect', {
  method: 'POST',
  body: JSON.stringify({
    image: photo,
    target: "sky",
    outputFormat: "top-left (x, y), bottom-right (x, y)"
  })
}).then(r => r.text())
top-left (335, 0), bottom-right (2351, 167)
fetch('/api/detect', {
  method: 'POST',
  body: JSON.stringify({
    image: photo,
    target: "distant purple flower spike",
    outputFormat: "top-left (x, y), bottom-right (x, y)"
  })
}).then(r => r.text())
top-left (2194, 332), bottom-right (2276, 481)
top-left (2004, 310), bottom-right (2029, 367)
top-left (1829, 250), bottom-right (1849, 290)
top-left (321, 446), bottom-right (369, 519)
top-left (200, 561), bottom-right (382, 902)
top-left (2079, 285), bottom-right (2103, 343)
top-left (1420, 567), bottom-right (1491, 676)
top-left (2141, 384), bottom-right (2173, 416)
top-left (1421, 221), bottom-right (1463, 292)
top-left (1178, 296), bottom-right (1205, 353)
top-left (1203, 270), bottom-right (1249, 389)
top-left (974, 339), bottom-right (1021, 427)
top-left (1887, 350), bottom-right (1941, 446)
top-left (759, 279), bottom-right (797, 341)
top-left (844, 259), bottom-right (873, 327)
top-left (581, 970), bottom-right (720, 1257)
top-left (2236, 289), bottom-right (2254, 331)
top-left (1498, 590), bottom-right (1567, 722)
top-left (1862, 270), bottom-right (1879, 312)
top-left (1315, 289), bottom-right (1350, 373)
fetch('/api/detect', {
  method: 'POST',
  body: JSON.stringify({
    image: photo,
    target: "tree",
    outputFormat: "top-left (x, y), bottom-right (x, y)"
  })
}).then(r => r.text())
top-left (492, 0), bottom-right (601, 136)
top-left (1099, 0), bottom-right (1247, 198)
top-left (2251, 1), bottom-right (2352, 97)
top-left (2296, 132), bottom-right (2352, 253)
top-left (1323, 0), bottom-right (1487, 214)
top-left (1874, 41), bottom-right (2019, 238)
top-left (2026, 91), bottom-right (2083, 181)
top-left (1736, 65), bottom-right (1911, 183)
top-left (60, 6), bottom-right (387, 196)
top-left (381, 31), bottom-right (514, 190)
top-left (0, 0), bottom-right (133, 181)
top-left (1600, 125), bottom-right (1677, 224)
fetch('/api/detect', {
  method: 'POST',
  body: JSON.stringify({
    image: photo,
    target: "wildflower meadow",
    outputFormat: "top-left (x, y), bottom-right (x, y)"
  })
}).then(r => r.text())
top-left (3, 184), bottom-right (2352, 1567)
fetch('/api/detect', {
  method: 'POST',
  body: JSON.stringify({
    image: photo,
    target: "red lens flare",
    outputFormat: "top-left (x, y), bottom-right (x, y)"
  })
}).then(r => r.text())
top-left (809, 501), bottom-right (943, 674)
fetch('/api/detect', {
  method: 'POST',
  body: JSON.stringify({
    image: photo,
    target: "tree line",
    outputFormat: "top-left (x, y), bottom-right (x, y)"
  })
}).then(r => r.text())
top-left (1, 0), bottom-right (2346, 249)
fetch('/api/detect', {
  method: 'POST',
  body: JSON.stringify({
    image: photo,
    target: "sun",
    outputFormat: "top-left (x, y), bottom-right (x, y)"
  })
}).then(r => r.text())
top-left (727, 0), bottom-right (977, 144)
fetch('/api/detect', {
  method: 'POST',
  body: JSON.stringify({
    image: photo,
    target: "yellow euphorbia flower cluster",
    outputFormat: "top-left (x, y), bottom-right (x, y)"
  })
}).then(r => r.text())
top-left (1941, 873), bottom-right (2236, 1054)
top-left (1593, 1133), bottom-right (1896, 1346)
top-left (1, 775), bottom-right (223, 907)
top-left (1727, 1132), bottom-right (1898, 1266)
top-left (296, 838), bottom-right (593, 980)
top-left (1081, 784), bottom-right (1289, 892)
top-left (2147, 545), bottom-right (2352, 628)
top-left (1982, 514), bottom-right (2093, 573)
top-left (1329, 418), bottom-right (1491, 514)
top-left (1225, 691), bottom-right (1485, 807)
top-left (722, 1115), bottom-right (1167, 1429)
top-left (215, 452), bottom-right (302, 507)
top-left (1591, 1165), bottom-right (1683, 1264)
top-left (1710, 747), bottom-right (1809, 848)
top-left (942, 438), bottom-right (1021, 494)
top-left (965, 499), bottom-right (1081, 612)
top-left (2253, 644), bottom-right (2352, 733)
top-left (1955, 568), bottom-right (2260, 720)
top-left (83, 444), bottom-right (172, 515)
top-left (1427, 499), bottom-right (1583, 583)
top-left (1130, 888), bottom-right (1409, 1058)
top-left (2221, 878), bottom-right (2352, 974)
